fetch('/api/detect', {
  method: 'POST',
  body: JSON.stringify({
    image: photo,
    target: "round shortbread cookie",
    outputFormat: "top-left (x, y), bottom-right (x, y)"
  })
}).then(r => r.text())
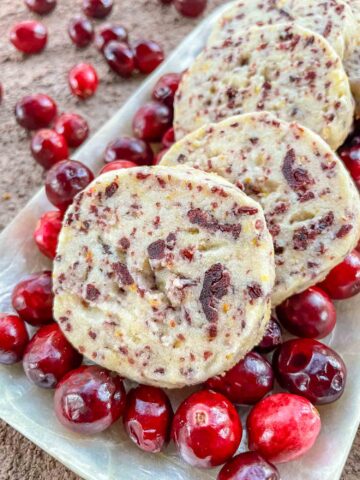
top-left (343, 1), bottom-right (360, 115)
top-left (162, 112), bottom-right (360, 306)
top-left (53, 166), bottom-right (275, 388)
top-left (174, 23), bottom-right (354, 150)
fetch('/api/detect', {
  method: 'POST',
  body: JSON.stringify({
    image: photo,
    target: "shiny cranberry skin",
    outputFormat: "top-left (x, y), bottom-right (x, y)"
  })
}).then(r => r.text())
top-left (247, 393), bottom-right (321, 463)
top-left (33, 210), bottom-right (63, 259)
top-left (99, 160), bottom-right (137, 174)
top-left (123, 385), bottom-right (173, 453)
top-left (217, 452), bottom-right (280, 480)
top-left (31, 129), bottom-right (69, 169)
top-left (23, 323), bottom-right (82, 389)
top-left (152, 72), bottom-right (182, 108)
top-left (171, 390), bottom-right (242, 468)
top-left (68, 16), bottom-right (94, 48)
top-left (15, 94), bottom-right (57, 130)
top-left (95, 24), bottom-right (128, 52)
top-left (276, 287), bottom-right (336, 339)
top-left (103, 41), bottom-right (135, 78)
top-left (54, 365), bottom-right (126, 434)
top-left (273, 338), bottom-right (347, 405)
top-left (133, 101), bottom-right (172, 142)
top-left (318, 250), bottom-right (360, 299)
top-left (68, 63), bottom-right (98, 100)
top-left (12, 271), bottom-right (53, 326)
top-left (205, 352), bottom-right (274, 405)
top-left (25, 0), bottom-right (56, 14)
top-left (255, 317), bottom-right (282, 354)
top-left (0, 314), bottom-right (29, 365)
top-left (153, 148), bottom-right (169, 165)
top-left (338, 144), bottom-right (360, 189)
top-left (174, 0), bottom-right (207, 17)
top-left (10, 20), bottom-right (47, 54)
top-left (82, 0), bottom-right (113, 19)
top-left (134, 40), bottom-right (164, 74)
top-left (104, 136), bottom-right (153, 165)
top-left (45, 159), bottom-right (94, 211)
top-left (162, 127), bottom-right (175, 148)
top-left (55, 113), bottom-right (89, 148)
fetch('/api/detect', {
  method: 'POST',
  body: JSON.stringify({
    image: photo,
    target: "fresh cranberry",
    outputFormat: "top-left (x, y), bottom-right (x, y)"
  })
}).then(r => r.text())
top-left (45, 159), bottom-right (94, 211)
top-left (15, 94), bottom-right (57, 130)
top-left (318, 250), bottom-right (360, 299)
top-left (133, 40), bottom-right (164, 74)
top-left (23, 323), bottom-right (82, 389)
top-left (123, 385), bottom-right (173, 453)
top-left (12, 271), bottom-right (53, 326)
top-left (82, 0), bottom-right (113, 19)
top-left (153, 148), bottom-right (169, 165)
top-left (133, 101), bottom-right (172, 142)
top-left (68, 16), bottom-right (94, 48)
top-left (0, 314), bottom-right (29, 365)
top-left (152, 72), bottom-right (181, 108)
top-left (99, 160), bottom-right (137, 174)
top-left (31, 129), bottom-right (69, 169)
top-left (103, 41), bottom-right (135, 78)
top-left (68, 63), bottom-right (98, 99)
top-left (173, 0), bottom-right (207, 17)
top-left (171, 390), bottom-right (242, 468)
top-left (104, 136), bottom-right (153, 165)
top-left (217, 452), bottom-right (280, 480)
top-left (247, 393), bottom-right (321, 463)
top-left (95, 24), bottom-right (128, 52)
top-left (276, 287), bottom-right (336, 339)
top-left (54, 365), bottom-right (126, 434)
top-left (33, 210), bottom-right (63, 259)
top-left (338, 144), bottom-right (360, 189)
top-left (24, 0), bottom-right (56, 14)
top-left (205, 352), bottom-right (274, 405)
top-left (162, 127), bottom-right (175, 148)
top-left (55, 113), bottom-right (89, 148)
top-left (273, 338), bottom-right (347, 405)
top-left (10, 20), bottom-right (47, 55)
top-left (255, 317), bottom-right (282, 354)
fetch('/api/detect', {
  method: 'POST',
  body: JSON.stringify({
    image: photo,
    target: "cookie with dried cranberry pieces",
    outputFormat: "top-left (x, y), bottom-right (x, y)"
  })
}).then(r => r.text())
top-left (53, 166), bottom-right (275, 388)
top-left (161, 112), bottom-right (360, 306)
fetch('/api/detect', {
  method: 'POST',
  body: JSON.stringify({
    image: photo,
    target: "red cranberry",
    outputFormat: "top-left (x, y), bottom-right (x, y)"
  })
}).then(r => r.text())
top-left (134, 40), bottom-right (165, 74)
top-left (33, 210), bottom-right (63, 259)
top-left (153, 148), bottom-right (169, 165)
top-left (276, 287), bottom-right (336, 339)
top-left (10, 20), bottom-right (47, 54)
top-left (123, 385), bottom-right (173, 453)
top-left (104, 136), bottom-right (153, 165)
top-left (273, 338), bottom-right (347, 405)
top-left (95, 24), bottom-right (128, 52)
top-left (255, 317), bottom-right (282, 354)
top-left (31, 129), bottom-right (69, 169)
top-left (171, 390), bottom-right (242, 468)
top-left (133, 101), bottom-right (172, 142)
top-left (55, 113), bottom-right (89, 148)
top-left (23, 323), bottom-right (82, 389)
top-left (54, 365), bottom-right (126, 434)
top-left (205, 352), bottom-right (274, 405)
top-left (0, 314), bottom-right (29, 365)
top-left (103, 41), bottom-right (135, 78)
top-left (162, 127), bottom-right (175, 148)
top-left (217, 452), bottom-right (280, 480)
top-left (68, 63), bottom-right (98, 100)
top-left (68, 16), bottom-right (94, 48)
top-left (173, 0), bottom-right (207, 17)
top-left (45, 159), bottom-right (94, 211)
top-left (15, 94), bottom-right (57, 130)
top-left (159, 0), bottom-right (173, 4)
top-left (82, 0), bottom-right (113, 19)
top-left (247, 393), bottom-right (321, 463)
top-left (318, 250), bottom-right (360, 299)
top-left (152, 72), bottom-right (182, 108)
top-left (99, 160), bottom-right (137, 174)
top-left (338, 144), bottom-right (360, 189)
top-left (12, 271), bottom-right (53, 326)
top-left (25, 0), bottom-right (57, 14)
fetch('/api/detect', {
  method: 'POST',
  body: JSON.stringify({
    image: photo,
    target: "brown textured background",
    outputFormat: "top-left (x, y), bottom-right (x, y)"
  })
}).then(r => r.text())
top-left (0, 0), bottom-right (359, 478)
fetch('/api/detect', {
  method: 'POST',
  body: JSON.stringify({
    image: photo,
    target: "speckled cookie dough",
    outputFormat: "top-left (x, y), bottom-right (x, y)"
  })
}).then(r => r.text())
top-left (53, 166), bottom-right (275, 388)
top-left (344, 0), bottom-right (360, 115)
top-left (174, 23), bottom-right (354, 149)
top-left (161, 112), bottom-right (360, 306)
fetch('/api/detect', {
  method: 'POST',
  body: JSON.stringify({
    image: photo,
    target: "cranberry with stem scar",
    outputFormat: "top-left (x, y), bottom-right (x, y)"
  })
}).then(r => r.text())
top-left (104, 136), bottom-right (153, 165)
top-left (133, 40), bottom-right (165, 74)
top-left (15, 94), bottom-right (57, 130)
top-left (132, 101), bottom-right (172, 142)
top-left (99, 160), bottom-right (137, 174)
top-left (217, 452), bottom-right (280, 480)
top-left (82, 0), bottom-right (113, 19)
top-left (68, 16), bottom-right (94, 48)
top-left (0, 314), bottom-right (29, 365)
top-left (55, 113), bottom-right (89, 148)
top-left (33, 210), bottom-right (64, 259)
top-left (10, 21), bottom-right (47, 54)
top-left (31, 129), bottom-right (69, 169)
top-left (318, 250), bottom-right (360, 299)
top-left (25, 0), bottom-right (57, 14)
top-left (103, 41), bottom-right (135, 78)
top-left (95, 24), bottom-right (128, 53)
top-left (68, 63), bottom-right (98, 100)
top-left (152, 72), bottom-right (182, 108)
top-left (255, 317), bottom-right (282, 353)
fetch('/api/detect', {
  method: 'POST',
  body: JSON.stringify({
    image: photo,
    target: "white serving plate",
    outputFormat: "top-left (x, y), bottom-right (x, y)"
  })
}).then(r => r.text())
top-left (0, 3), bottom-right (359, 479)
